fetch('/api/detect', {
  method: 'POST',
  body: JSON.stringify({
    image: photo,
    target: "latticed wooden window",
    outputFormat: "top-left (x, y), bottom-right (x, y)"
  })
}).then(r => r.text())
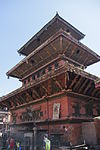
top-left (24, 80), bottom-right (26, 85)
top-left (72, 103), bottom-right (80, 116)
top-left (54, 62), bottom-right (59, 69)
top-left (48, 65), bottom-right (52, 72)
top-left (32, 74), bottom-right (35, 80)
top-left (42, 69), bottom-right (45, 75)
top-left (85, 103), bottom-right (93, 117)
top-left (28, 77), bottom-right (30, 82)
top-left (37, 72), bottom-right (40, 78)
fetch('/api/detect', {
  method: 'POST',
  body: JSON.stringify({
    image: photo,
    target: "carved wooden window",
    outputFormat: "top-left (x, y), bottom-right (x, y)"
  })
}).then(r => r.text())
top-left (42, 69), bottom-right (45, 75)
top-left (30, 59), bottom-right (35, 65)
top-left (40, 111), bottom-right (43, 117)
top-left (28, 89), bottom-right (32, 97)
top-left (12, 112), bottom-right (17, 123)
top-left (37, 72), bottom-right (40, 78)
top-left (54, 62), bottom-right (59, 69)
top-left (24, 80), bottom-right (26, 85)
top-left (66, 29), bottom-right (70, 33)
top-left (76, 49), bottom-right (80, 54)
top-left (32, 75), bottom-right (35, 80)
top-left (28, 77), bottom-right (30, 83)
top-left (48, 65), bottom-right (52, 72)
top-left (72, 103), bottom-right (80, 117)
top-left (85, 103), bottom-right (93, 117)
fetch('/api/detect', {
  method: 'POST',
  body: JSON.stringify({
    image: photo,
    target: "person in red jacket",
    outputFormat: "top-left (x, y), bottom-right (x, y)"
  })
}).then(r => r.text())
top-left (10, 138), bottom-right (14, 150)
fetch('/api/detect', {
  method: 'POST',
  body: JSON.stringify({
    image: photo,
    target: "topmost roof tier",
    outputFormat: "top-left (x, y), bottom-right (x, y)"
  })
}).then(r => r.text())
top-left (18, 13), bottom-right (85, 56)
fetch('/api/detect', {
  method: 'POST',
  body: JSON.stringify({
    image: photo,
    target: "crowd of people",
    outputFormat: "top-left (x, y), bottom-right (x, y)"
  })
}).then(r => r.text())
top-left (1, 133), bottom-right (51, 150)
top-left (1, 132), bottom-right (23, 150)
top-left (6, 138), bottom-right (22, 150)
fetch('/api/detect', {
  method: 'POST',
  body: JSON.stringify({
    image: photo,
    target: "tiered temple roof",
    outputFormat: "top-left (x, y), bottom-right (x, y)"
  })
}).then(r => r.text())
top-left (0, 14), bottom-right (100, 110)
top-left (18, 13), bottom-right (85, 56)
top-left (7, 29), bottom-right (100, 79)
top-left (1, 60), bottom-right (100, 110)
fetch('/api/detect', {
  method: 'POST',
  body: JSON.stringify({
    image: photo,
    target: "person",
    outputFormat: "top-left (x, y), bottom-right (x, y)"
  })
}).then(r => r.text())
top-left (6, 138), bottom-right (10, 150)
top-left (16, 141), bottom-right (20, 150)
top-left (18, 144), bottom-right (22, 150)
top-left (43, 134), bottom-right (51, 150)
top-left (2, 133), bottom-right (7, 148)
top-left (7, 144), bottom-right (10, 150)
top-left (10, 138), bottom-right (14, 150)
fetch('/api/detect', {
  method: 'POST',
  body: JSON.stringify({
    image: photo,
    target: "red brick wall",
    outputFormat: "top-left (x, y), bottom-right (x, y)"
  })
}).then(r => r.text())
top-left (11, 94), bottom-right (68, 124)
top-left (11, 95), bottom-right (98, 123)
top-left (10, 94), bottom-right (99, 145)
top-left (82, 121), bottom-right (100, 145)
top-left (48, 123), bottom-right (82, 145)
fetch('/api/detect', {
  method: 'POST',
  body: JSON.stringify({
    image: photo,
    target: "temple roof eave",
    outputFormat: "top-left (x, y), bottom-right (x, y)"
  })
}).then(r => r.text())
top-left (18, 13), bottom-right (85, 56)
top-left (6, 30), bottom-right (100, 79)
top-left (2, 63), bottom-right (99, 103)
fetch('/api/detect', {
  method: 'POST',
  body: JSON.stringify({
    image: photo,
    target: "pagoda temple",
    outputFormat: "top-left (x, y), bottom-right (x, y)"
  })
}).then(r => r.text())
top-left (0, 14), bottom-right (100, 149)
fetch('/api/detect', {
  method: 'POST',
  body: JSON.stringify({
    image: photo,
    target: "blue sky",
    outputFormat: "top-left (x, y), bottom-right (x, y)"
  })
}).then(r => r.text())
top-left (0, 0), bottom-right (100, 96)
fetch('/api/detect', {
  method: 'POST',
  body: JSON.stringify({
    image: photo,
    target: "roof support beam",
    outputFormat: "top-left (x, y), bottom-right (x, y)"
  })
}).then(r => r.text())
top-left (46, 47), bottom-right (51, 56)
top-left (0, 102), bottom-right (6, 108)
top-left (40, 85), bottom-right (48, 96)
top-left (78, 78), bottom-right (89, 93)
top-left (83, 80), bottom-right (92, 95)
top-left (87, 84), bottom-right (95, 96)
top-left (53, 78), bottom-right (63, 90)
top-left (91, 89), bottom-right (97, 97)
top-left (60, 36), bottom-right (63, 52)
top-left (73, 76), bottom-right (83, 91)
top-left (20, 94), bottom-right (28, 103)
top-left (12, 97), bottom-right (19, 106)
top-left (32, 89), bottom-right (40, 99)
top-left (15, 96), bottom-right (23, 105)
top-left (3, 101), bottom-right (10, 109)
top-left (82, 54), bottom-right (89, 66)
top-left (26, 91), bottom-right (33, 102)
top-left (50, 43), bottom-right (57, 51)
top-left (63, 41), bottom-right (71, 54)
top-left (65, 71), bottom-right (69, 89)
top-left (69, 45), bottom-right (77, 58)
top-left (96, 90), bottom-right (100, 97)
top-left (38, 54), bottom-right (44, 60)
top-left (66, 90), bottom-right (100, 101)
top-left (10, 98), bottom-right (17, 107)
top-left (1, 101), bottom-right (8, 108)
top-left (69, 74), bottom-right (79, 89)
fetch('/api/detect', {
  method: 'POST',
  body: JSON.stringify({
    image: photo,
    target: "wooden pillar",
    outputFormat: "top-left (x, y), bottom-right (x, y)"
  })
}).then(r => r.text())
top-left (60, 35), bottom-right (63, 52)
top-left (33, 127), bottom-right (37, 150)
